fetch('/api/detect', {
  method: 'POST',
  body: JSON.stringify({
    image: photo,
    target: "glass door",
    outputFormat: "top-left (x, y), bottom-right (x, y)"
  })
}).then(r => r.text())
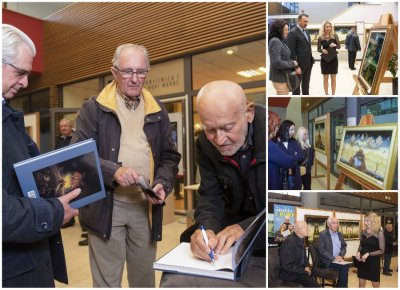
top-left (161, 96), bottom-right (190, 214)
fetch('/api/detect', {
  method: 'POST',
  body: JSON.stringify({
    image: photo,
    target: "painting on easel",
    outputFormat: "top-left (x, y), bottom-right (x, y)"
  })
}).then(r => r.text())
top-left (359, 29), bottom-right (387, 93)
top-left (336, 124), bottom-right (398, 189)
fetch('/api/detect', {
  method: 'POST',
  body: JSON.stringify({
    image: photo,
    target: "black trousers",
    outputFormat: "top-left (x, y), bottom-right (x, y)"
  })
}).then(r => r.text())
top-left (348, 51), bottom-right (357, 69)
top-left (302, 173), bottom-right (312, 190)
top-left (283, 273), bottom-right (320, 288)
top-left (293, 64), bottom-right (313, 95)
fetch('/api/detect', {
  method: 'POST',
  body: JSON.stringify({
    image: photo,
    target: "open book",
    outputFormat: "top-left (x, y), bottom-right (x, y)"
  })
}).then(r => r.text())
top-left (153, 208), bottom-right (266, 280)
top-left (13, 139), bottom-right (106, 209)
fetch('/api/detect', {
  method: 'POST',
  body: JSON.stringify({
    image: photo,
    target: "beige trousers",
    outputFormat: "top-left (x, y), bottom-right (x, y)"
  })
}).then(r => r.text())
top-left (272, 81), bottom-right (289, 95)
top-left (88, 199), bottom-right (156, 287)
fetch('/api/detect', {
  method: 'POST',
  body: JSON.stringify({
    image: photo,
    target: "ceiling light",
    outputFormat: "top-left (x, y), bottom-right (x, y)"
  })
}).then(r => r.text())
top-left (258, 67), bottom-right (266, 73)
top-left (237, 68), bottom-right (266, 78)
top-left (226, 49), bottom-right (234, 55)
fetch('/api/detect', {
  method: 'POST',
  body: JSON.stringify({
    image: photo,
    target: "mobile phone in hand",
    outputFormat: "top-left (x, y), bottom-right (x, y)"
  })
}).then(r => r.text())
top-left (137, 176), bottom-right (161, 200)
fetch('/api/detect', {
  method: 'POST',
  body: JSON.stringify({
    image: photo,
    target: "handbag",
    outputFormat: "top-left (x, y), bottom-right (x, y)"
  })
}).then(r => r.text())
top-left (281, 169), bottom-right (290, 190)
top-left (286, 71), bottom-right (301, 92)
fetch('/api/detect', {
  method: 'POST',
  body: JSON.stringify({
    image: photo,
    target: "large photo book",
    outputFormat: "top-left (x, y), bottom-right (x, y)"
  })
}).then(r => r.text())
top-left (153, 208), bottom-right (266, 280)
top-left (13, 139), bottom-right (106, 209)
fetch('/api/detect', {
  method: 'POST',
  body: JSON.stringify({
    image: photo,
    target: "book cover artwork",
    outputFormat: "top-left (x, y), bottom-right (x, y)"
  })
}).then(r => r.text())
top-left (32, 152), bottom-right (102, 203)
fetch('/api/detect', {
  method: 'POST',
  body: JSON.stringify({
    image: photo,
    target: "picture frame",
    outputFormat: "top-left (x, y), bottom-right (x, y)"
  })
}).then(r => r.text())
top-left (304, 215), bottom-right (328, 244)
top-left (339, 219), bottom-right (361, 240)
top-left (314, 118), bottom-right (326, 154)
top-left (306, 28), bottom-right (320, 46)
top-left (334, 25), bottom-right (353, 46)
top-left (336, 124), bottom-right (398, 189)
top-left (359, 28), bottom-right (387, 93)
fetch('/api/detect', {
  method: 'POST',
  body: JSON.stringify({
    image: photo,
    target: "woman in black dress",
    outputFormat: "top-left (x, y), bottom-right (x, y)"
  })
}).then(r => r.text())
top-left (317, 21), bottom-right (340, 95)
top-left (355, 212), bottom-right (385, 287)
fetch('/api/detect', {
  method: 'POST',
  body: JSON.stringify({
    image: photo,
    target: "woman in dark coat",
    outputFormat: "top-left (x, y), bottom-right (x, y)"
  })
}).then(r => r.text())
top-left (268, 19), bottom-right (301, 94)
top-left (268, 111), bottom-right (296, 190)
top-left (275, 120), bottom-right (304, 190)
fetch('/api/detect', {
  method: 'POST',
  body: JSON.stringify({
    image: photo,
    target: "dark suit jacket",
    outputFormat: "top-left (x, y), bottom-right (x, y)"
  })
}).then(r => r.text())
top-left (287, 26), bottom-right (314, 70)
top-left (318, 229), bottom-right (347, 267)
top-left (279, 233), bottom-right (309, 280)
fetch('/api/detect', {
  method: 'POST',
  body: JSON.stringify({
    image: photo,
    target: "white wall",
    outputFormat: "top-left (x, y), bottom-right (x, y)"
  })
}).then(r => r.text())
top-left (285, 97), bottom-right (304, 129)
top-left (299, 2), bottom-right (349, 24)
top-left (332, 3), bottom-right (398, 24)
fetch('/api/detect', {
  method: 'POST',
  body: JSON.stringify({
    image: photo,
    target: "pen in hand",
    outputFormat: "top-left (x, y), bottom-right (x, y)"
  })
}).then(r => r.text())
top-left (200, 226), bottom-right (215, 264)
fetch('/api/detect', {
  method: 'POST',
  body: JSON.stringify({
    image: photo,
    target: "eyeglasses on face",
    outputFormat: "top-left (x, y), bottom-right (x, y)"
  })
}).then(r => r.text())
top-left (4, 62), bottom-right (31, 78)
top-left (114, 66), bottom-right (148, 79)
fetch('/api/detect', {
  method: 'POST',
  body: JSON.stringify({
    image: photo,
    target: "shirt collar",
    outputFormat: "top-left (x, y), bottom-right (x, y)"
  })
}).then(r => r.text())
top-left (329, 229), bottom-right (338, 236)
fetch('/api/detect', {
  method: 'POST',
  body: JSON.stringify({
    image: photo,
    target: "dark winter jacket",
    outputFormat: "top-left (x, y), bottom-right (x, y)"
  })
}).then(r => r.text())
top-left (71, 81), bottom-right (181, 241)
top-left (2, 102), bottom-right (67, 286)
top-left (194, 106), bottom-right (266, 233)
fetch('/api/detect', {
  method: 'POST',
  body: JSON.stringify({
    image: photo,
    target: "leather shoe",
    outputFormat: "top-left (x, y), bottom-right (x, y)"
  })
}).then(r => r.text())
top-left (78, 238), bottom-right (88, 246)
top-left (388, 269), bottom-right (393, 272)
top-left (383, 272), bottom-right (392, 276)
top-left (81, 232), bottom-right (88, 238)
top-left (351, 68), bottom-right (357, 70)
top-left (61, 217), bottom-right (75, 228)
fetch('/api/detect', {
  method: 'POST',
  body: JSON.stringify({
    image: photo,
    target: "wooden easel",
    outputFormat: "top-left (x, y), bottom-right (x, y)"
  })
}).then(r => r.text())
top-left (335, 114), bottom-right (378, 190)
top-left (353, 13), bottom-right (398, 95)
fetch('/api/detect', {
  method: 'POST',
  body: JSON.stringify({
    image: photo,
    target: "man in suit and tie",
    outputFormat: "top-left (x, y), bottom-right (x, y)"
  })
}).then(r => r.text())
top-left (288, 14), bottom-right (314, 95)
top-left (318, 217), bottom-right (349, 287)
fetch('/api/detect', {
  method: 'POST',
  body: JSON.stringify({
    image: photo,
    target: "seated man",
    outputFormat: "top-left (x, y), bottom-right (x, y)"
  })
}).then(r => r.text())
top-left (279, 221), bottom-right (320, 288)
top-left (161, 80), bottom-right (265, 287)
top-left (318, 216), bottom-right (348, 287)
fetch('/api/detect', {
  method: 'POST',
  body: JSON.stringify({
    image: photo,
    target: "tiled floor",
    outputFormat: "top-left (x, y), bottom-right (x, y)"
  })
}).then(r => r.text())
top-left (267, 54), bottom-right (392, 96)
top-left (56, 215), bottom-right (187, 288)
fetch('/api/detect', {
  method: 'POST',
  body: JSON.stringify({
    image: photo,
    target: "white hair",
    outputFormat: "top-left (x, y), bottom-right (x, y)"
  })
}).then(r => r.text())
top-left (111, 43), bottom-right (150, 68)
top-left (327, 216), bottom-right (338, 225)
top-left (2, 24), bottom-right (36, 65)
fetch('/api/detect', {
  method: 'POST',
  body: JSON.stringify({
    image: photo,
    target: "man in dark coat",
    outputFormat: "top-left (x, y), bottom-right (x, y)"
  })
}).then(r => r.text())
top-left (174, 80), bottom-right (265, 287)
top-left (287, 13), bottom-right (315, 95)
top-left (318, 217), bottom-right (349, 287)
top-left (280, 221), bottom-right (320, 287)
top-left (345, 26), bottom-right (361, 70)
top-left (2, 24), bottom-right (79, 287)
top-left (71, 44), bottom-right (181, 287)
top-left (383, 223), bottom-right (395, 276)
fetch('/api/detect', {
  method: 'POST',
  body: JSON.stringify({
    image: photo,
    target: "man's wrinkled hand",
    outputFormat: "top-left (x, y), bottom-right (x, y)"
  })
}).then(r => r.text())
top-left (214, 224), bottom-right (244, 255)
top-left (190, 229), bottom-right (218, 262)
top-left (114, 167), bottom-right (138, 187)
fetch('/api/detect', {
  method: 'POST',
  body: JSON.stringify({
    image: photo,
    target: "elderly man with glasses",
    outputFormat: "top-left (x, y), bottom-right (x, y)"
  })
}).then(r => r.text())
top-left (2, 24), bottom-right (80, 287)
top-left (71, 43), bottom-right (181, 287)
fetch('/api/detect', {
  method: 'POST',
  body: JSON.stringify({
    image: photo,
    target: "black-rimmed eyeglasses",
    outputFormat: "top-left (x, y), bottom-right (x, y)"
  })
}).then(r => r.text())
top-left (4, 63), bottom-right (31, 78)
top-left (114, 66), bottom-right (148, 79)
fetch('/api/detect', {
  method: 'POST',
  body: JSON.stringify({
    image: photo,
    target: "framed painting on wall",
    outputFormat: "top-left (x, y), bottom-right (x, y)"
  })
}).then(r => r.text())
top-left (359, 29), bottom-right (387, 93)
top-left (314, 119), bottom-right (326, 154)
top-left (336, 124), bottom-right (398, 189)
top-left (339, 220), bottom-right (361, 240)
top-left (334, 25), bottom-right (353, 46)
top-left (305, 215), bottom-right (328, 244)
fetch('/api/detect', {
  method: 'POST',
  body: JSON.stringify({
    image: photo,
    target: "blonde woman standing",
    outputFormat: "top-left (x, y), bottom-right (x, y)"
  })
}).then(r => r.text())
top-left (317, 21), bottom-right (340, 95)
top-left (295, 126), bottom-right (314, 190)
top-left (355, 212), bottom-right (385, 288)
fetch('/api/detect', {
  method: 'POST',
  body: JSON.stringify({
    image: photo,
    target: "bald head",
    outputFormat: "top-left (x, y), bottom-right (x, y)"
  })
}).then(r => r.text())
top-left (294, 221), bottom-right (308, 238)
top-left (197, 80), bottom-right (247, 113)
top-left (196, 80), bottom-right (254, 156)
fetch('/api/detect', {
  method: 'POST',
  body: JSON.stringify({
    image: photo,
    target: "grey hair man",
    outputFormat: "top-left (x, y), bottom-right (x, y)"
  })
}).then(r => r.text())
top-left (279, 221), bottom-right (320, 287)
top-left (71, 43), bottom-right (181, 287)
top-left (318, 216), bottom-right (349, 287)
top-left (2, 24), bottom-right (80, 287)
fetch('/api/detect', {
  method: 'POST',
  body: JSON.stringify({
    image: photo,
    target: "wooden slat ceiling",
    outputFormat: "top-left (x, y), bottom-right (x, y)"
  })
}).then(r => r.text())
top-left (346, 192), bottom-right (398, 205)
top-left (27, 2), bottom-right (266, 92)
